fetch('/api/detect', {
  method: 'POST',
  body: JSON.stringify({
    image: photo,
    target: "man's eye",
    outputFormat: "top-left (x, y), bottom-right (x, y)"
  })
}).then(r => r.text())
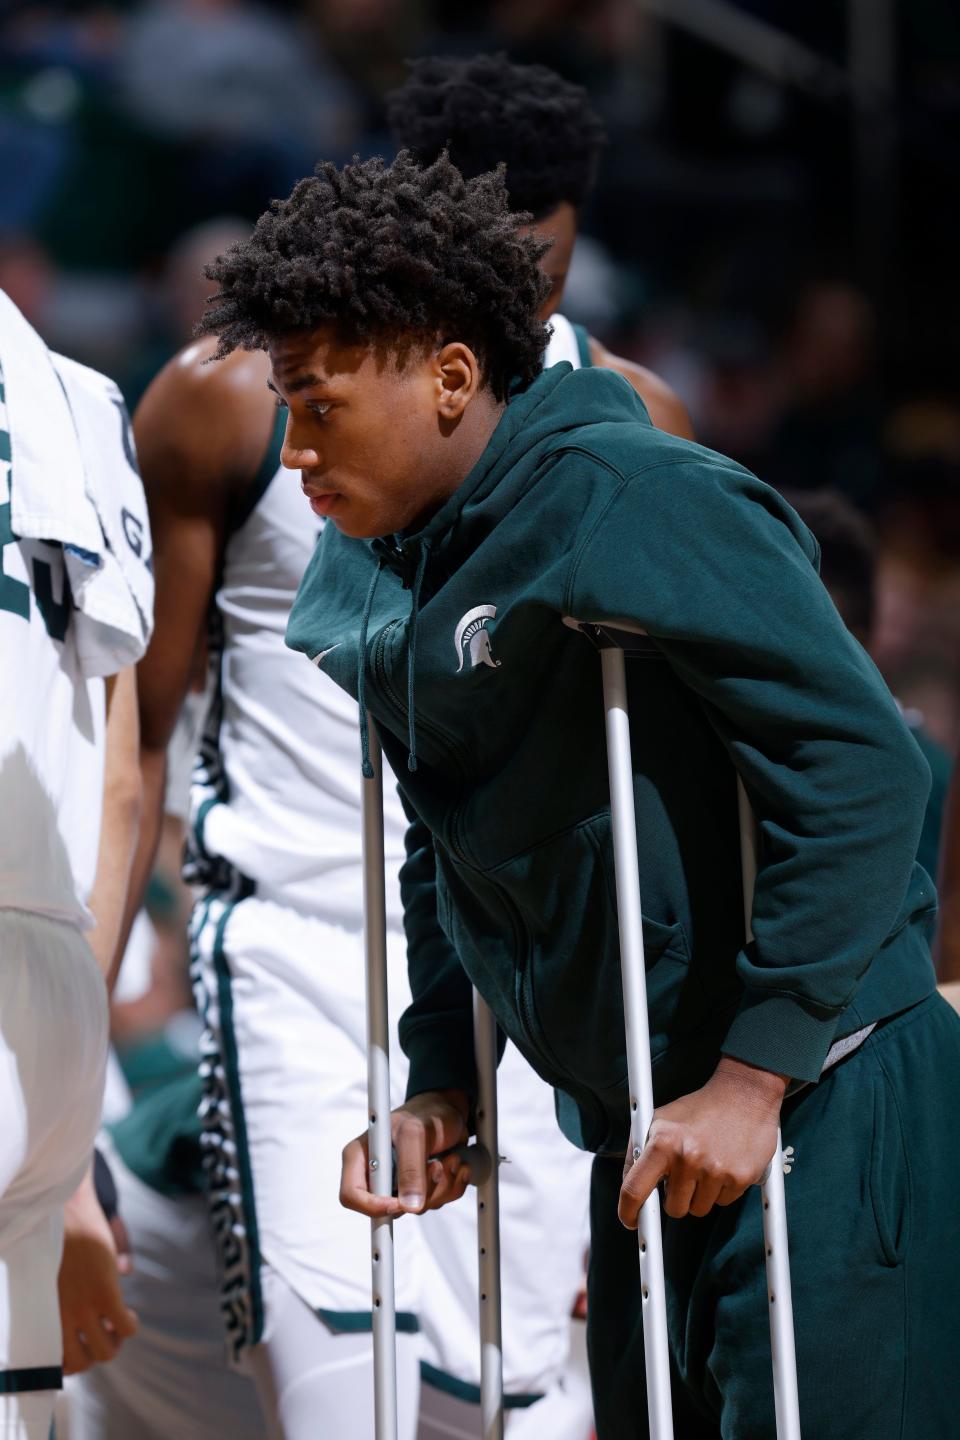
top-left (308, 401), bottom-right (332, 417)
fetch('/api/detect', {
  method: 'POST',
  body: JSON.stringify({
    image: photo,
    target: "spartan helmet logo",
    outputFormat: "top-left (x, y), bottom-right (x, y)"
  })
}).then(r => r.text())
top-left (454, 604), bottom-right (502, 673)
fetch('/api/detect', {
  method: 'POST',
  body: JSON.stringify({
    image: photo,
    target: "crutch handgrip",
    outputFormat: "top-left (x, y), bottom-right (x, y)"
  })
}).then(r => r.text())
top-left (390, 1142), bottom-right (495, 1192)
top-left (447, 1142), bottom-right (494, 1188)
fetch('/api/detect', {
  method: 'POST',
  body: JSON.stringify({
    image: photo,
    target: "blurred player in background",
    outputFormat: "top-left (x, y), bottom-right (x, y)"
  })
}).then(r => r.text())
top-left (0, 290), bottom-right (152, 1437)
top-left (387, 52), bottom-right (693, 442)
top-left (785, 488), bottom-right (951, 883)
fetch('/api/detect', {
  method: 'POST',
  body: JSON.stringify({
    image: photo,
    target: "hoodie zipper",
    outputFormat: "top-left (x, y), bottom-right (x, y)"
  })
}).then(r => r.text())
top-left (371, 615), bottom-right (568, 1083)
top-left (372, 619), bottom-right (472, 785)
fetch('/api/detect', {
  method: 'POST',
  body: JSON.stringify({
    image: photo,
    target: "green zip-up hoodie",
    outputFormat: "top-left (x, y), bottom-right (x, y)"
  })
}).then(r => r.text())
top-left (286, 363), bottom-right (936, 1153)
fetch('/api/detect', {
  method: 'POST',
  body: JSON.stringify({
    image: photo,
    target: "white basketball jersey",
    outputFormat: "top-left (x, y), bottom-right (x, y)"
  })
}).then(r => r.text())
top-left (0, 365), bottom-right (104, 928)
top-left (543, 311), bottom-right (587, 371)
top-left (188, 414), bottom-right (408, 927)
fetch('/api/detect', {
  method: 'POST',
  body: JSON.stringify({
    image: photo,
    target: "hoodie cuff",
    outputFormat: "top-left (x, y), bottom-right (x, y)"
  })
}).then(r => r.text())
top-left (403, 1020), bottom-right (478, 1115)
top-left (721, 989), bottom-right (842, 1084)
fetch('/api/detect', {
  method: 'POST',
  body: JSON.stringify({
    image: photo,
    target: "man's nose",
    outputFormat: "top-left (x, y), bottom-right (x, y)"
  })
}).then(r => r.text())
top-left (280, 418), bottom-right (320, 473)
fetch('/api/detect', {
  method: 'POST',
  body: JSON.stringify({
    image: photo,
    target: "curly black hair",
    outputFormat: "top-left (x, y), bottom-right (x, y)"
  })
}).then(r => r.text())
top-left (386, 53), bottom-right (605, 220)
top-left (198, 151), bottom-right (551, 402)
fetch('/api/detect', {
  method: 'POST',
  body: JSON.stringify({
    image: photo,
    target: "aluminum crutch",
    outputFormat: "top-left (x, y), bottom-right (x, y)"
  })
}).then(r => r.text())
top-left (361, 717), bottom-right (398, 1440)
top-left (568, 616), bottom-right (802, 1439)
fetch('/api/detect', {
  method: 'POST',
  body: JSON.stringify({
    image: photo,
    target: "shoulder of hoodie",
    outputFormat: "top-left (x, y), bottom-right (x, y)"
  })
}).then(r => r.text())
top-left (537, 368), bottom-right (821, 566)
top-left (536, 364), bottom-right (746, 487)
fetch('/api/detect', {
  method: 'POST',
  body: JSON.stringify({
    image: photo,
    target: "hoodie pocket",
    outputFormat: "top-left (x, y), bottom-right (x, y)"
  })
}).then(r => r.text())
top-left (868, 1061), bottom-right (911, 1268)
top-left (498, 813), bottom-right (700, 1097)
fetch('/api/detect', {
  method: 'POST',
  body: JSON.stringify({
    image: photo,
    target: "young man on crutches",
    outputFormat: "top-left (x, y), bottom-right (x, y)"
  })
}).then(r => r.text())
top-left (199, 151), bottom-right (960, 1438)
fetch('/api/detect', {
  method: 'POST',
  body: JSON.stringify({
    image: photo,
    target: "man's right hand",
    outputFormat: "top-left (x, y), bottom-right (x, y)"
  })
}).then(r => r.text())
top-left (340, 1089), bottom-right (472, 1220)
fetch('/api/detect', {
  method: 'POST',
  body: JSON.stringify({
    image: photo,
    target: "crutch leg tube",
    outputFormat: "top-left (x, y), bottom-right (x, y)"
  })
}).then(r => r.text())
top-left (361, 718), bottom-right (398, 1440)
top-left (473, 989), bottom-right (505, 1440)
top-left (601, 644), bottom-right (675, 1440)
top-left (738, 780), bottom-right (801, 1440)
top-left (362, 720), bottom-right (503, 1438)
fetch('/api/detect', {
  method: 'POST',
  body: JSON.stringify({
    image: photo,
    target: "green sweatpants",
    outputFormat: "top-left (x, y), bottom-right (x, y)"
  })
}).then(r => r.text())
top-left (587, 993), bottom-right (960, 1439)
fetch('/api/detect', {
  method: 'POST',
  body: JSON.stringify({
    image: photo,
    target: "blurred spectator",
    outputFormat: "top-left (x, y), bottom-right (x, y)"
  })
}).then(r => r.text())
top-left (119, 0), bottom-right (355, 159)
top-left (0, 235), bottom-right (57, 330)
top-left (786, 487), bottom-right (953, 881)
top-left (767, 282), bottom-right (882, 510)
top-left (873, 400), bottom-right (960, 751)
top-left (122, 215), bottom-right (254, 402)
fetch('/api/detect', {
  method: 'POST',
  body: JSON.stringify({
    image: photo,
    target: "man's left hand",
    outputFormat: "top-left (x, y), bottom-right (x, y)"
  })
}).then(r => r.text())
top-left (618, 1057), bottom-right (788, 1227)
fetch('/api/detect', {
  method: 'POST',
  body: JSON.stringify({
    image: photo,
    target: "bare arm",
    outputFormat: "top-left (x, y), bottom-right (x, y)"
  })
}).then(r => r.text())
top-left (111, 339), bottom-right (276, 973)
top-left (588, 335), bottom-right (696, 440)
top-left (85, 668), bottom-right (141, 990)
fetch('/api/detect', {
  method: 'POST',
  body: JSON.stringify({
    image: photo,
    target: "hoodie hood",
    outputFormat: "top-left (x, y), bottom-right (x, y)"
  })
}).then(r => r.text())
top-left (379, 361), bottom-right (652, 580)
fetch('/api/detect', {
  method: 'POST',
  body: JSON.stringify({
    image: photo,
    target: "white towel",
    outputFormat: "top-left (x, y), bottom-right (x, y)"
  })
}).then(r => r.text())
top-left (0, 289), bottom-right (153, 675)
top-left (52, 352), bottom-right (154, 673)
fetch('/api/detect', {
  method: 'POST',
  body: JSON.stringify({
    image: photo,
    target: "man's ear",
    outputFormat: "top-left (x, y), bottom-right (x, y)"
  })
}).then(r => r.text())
top-left (434, 342), bottom-right (481, 420)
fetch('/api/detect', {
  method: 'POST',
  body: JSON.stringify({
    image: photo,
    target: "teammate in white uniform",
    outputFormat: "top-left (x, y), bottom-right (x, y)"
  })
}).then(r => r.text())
top-left (0, 293), bottom-right (151, 1438)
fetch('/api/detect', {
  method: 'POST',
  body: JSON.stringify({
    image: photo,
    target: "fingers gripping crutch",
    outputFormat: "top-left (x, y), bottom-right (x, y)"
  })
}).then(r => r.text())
top-left (737, 782), bottom-right (802, 1440)
top-left (361, 718), bottom-right (398, 1440)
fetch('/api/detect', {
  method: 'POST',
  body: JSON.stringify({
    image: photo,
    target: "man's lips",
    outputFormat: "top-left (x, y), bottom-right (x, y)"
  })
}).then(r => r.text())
top-left (302, 487), bottom-right (340, 518)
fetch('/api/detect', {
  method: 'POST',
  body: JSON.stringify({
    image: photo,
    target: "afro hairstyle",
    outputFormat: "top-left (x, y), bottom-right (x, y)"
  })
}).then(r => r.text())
top-left (386, 53), bottom-right (605, 220)
top-left (197, 150), bottom-right (551, 402)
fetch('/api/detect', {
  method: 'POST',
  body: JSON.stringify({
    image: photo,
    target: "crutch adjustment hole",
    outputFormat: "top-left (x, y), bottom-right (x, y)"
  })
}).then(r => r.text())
top-left (767, 1246), bottom-right (772, 1257)
top-left (640, 1242), bottom-right (646, 1253)
top-left (373, 1250), bottom-right (380, 1263)
top-left (374, 1298), bottom-right (381, 1309)
top-left (642, 1287), bottom-right (649, 1301)
top-left (481, 1293), bottom-right (487, 1302)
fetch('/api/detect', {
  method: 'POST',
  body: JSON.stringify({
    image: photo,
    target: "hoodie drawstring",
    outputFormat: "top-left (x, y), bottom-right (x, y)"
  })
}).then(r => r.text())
top-left (405, 541), bottom-right (430, 773)
top-left (357, 558), bottom-right (384, 779)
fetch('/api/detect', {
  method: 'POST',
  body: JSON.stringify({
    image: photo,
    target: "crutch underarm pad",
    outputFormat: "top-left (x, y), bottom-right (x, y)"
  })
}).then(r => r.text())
top-left (721, 986), bottom-right (843, 1085)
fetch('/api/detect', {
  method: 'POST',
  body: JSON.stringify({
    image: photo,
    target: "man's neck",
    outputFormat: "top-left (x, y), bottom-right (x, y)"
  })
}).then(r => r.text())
top-left (410, 395), bottom-right (505, 533)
